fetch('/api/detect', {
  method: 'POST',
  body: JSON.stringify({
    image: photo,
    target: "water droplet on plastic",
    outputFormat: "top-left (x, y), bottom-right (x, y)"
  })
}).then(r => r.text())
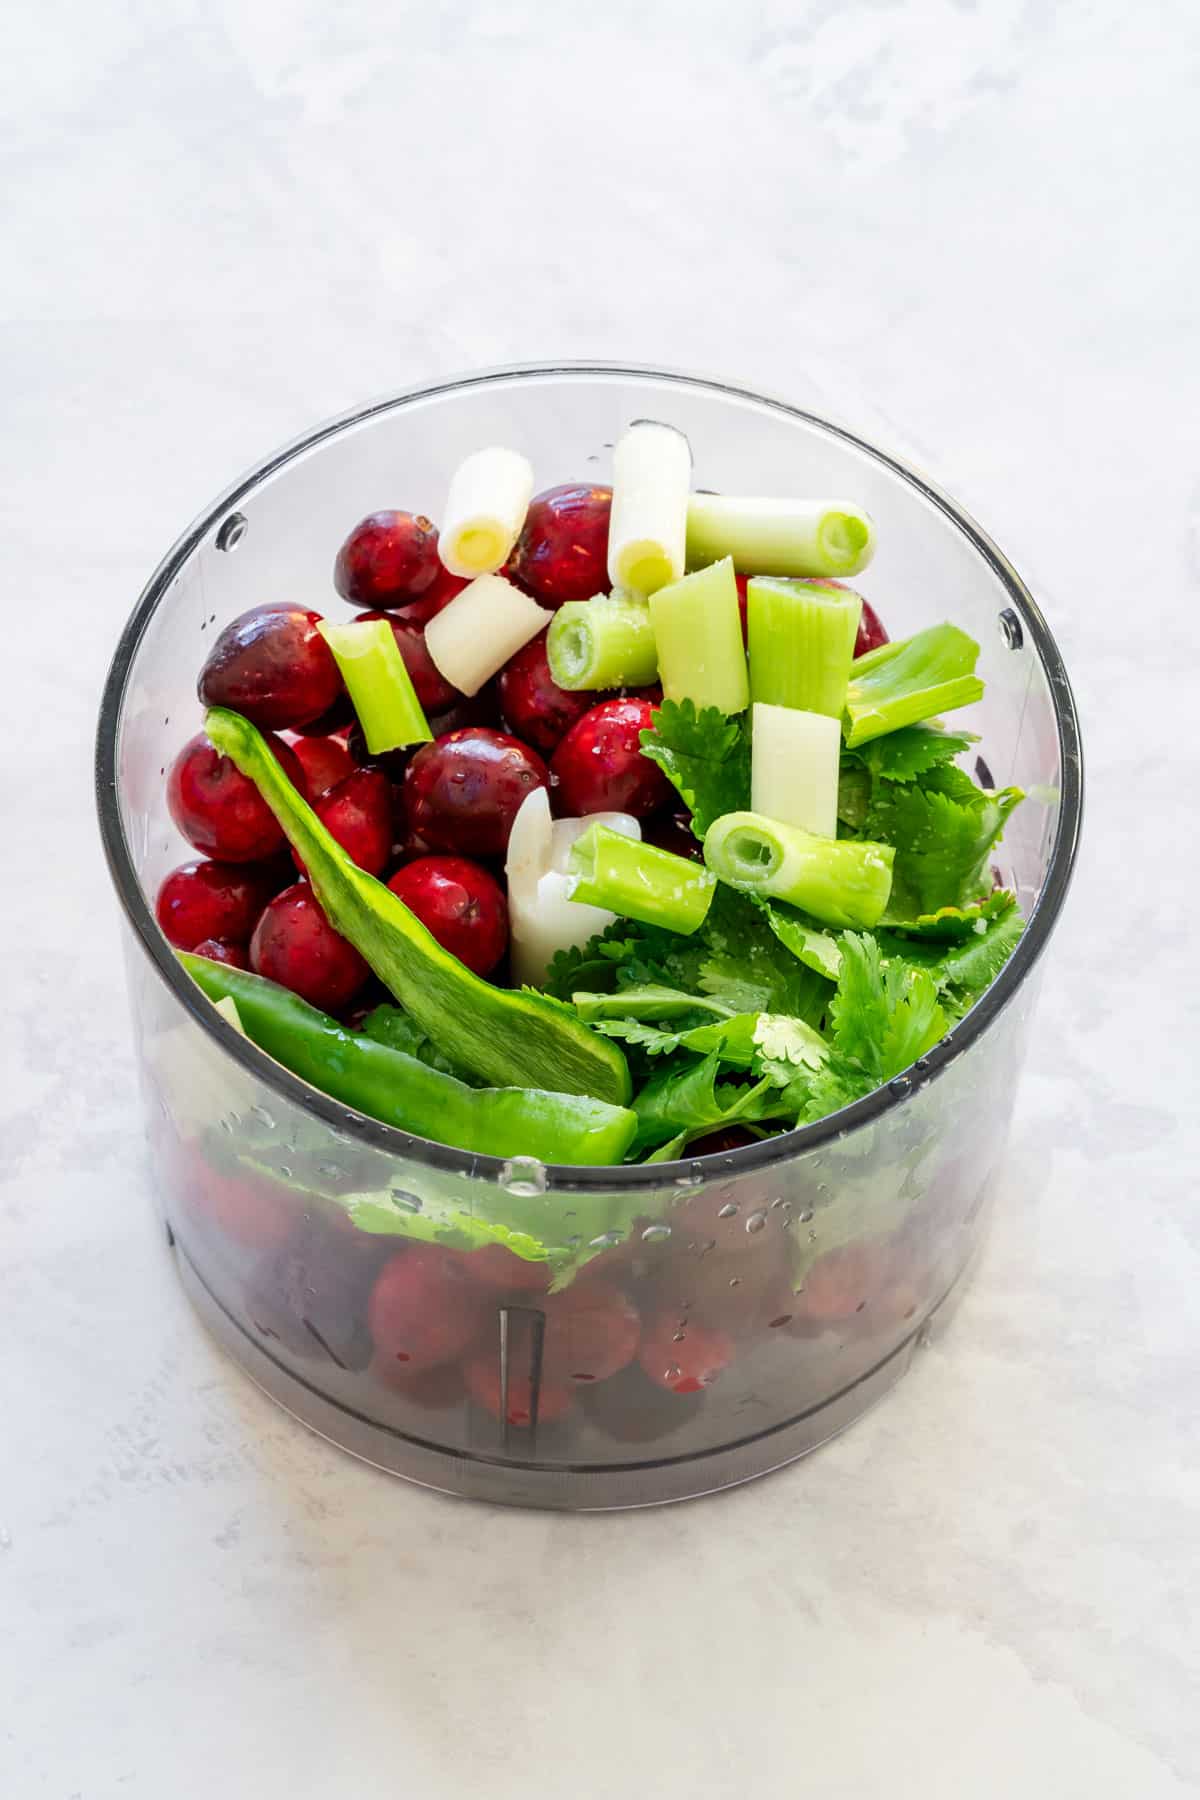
top-left (717, 1201), bottom-right (738, 1219)
top-left (768, 1314), bottom-right (791, 1328)
top-left (566, 1233), bottom-right (582, 1247)
top-left (318, 1162), bottom-right (342, 1180)
top-left (589, 1230), bottom-right (622, 1249)
top-left (798, 1207), bottom-right (814, 1224)
top-left (390, 1188), bottom-right (423, 1214)
top-left (501, 1156), bottom-right (547, 1197)
top-left (250, 1104), bottom-right (274, 1128)
top-left (808, 1229), bottom-right (817, 1243)
top-left (219, 1116), bottom-right (233, 1134)
top-left (641, 1223), bottom-right (672, 1244)
top-left (697, 1237), bottom-right (716, 1258)
top-left (671, 1328), bottom-right (686, 1343)
top-left (665, 1364), bottom-right (681, 1381)
top-left (728, 1276), bottom-right (741, 1288)
top-left (745, 1209), bottom-right (768, 1234)
top-left (769, 1196), bottom-right (787, 1210)
top-left (914, 1056), bottom-right (931, 1073)
top-left (277, 1164), bottom-right (292, 1180)
top-left (889, 1075), bottom-right (912, 1098)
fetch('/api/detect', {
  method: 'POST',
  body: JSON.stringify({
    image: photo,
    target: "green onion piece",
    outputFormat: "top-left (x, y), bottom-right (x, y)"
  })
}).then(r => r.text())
top-left (843, 623), bottom-right (984, 747)
top-left (747, 578), bottom-right (863, 717)
top-left (568, 823), bottom-right (716, 936)
top-left (647, 556), bottom-right (749, 716)
top-left (319, 618), bottom-right (431, 754)
top-left (704, 809), bottom-right (894, 929)
top-left (686, 495), bottom-right (877, 578)
top-left (546, 593), bottom-right (659, 690)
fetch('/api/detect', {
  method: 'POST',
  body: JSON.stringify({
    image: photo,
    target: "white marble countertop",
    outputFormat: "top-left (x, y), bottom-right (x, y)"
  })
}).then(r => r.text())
top-left (3, 2), bottom-right (1197, 1794)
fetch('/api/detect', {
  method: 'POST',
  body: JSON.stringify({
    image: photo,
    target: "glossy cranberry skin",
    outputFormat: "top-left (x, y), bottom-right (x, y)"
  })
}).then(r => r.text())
top-left (402, 563), bottom-right (470, 626)
top-left (687, 1125), bottom-right (759, 1158)
top-left (155, 858), bottom-right (275, 951)
top-left (358, 608), bottom-right (460, 714)
top-left (735, 572), bottom-right (749, 642)
top-left (293, 768), bottom-right (392, 880)
top-left (334, 511), bottom-right (440, 608)
top-left (168, 731), bottom-right (307, 861)
top-left (497, 629), bottom-right (596, 755)
top-left (403, 727), bottom-right (549, 858)
top-left (642, 811), bottom-right (704, 862)
top-left (855, 597), bottom-right (889, 658)
top-left (250, 882), bottom-right (369, 1011)
top-left (638, 1313), bottom-right (734, 1395)
top-left (198, 604), bottom-right (343, 730)
top-left (509, 482), bottom-right (612, 607)
top-left (287, 731), bottom-right (354, 800)
top-left (387, 855), bottom-right (508, 976)
top-left (550, 696), bottom-right (673, 818)
top-left (191, 937), bottom-right (248, 968)
top-left (367, 1246), bottom-right (487, 1371)
top-left (291, 693), bottom-right (356, 737)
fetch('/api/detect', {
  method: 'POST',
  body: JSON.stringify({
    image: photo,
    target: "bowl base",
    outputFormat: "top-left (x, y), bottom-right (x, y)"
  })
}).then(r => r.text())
top-left (171, 1231), bottom-right (969, 1510)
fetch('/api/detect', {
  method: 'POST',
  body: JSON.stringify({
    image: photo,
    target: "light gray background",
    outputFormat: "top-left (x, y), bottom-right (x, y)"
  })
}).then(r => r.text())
top-left (3, 2), bottom-right (1197, 1795)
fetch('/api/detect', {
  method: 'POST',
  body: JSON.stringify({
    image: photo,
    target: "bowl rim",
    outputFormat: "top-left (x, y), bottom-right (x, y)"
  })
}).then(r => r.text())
top-left (95, 359), bottom-right (1083, 1192)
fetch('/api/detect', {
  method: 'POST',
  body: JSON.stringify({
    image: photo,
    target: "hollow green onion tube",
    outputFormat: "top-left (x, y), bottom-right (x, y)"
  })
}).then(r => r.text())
top-left (843, 623), bottom-right (984, 747)
top-left (182, 955), bottom-right (637, 1166)
top-left (648, 556), bottom-right (749, 715)
top-left (546, 593), bottom-right (659, 690)
top-left (704, 810), bottom-right (894, 929)
top-left (747, 578), bottom-right (863, 718)
top-left (203, 707), bottom-right (631, 1104)
top-left (569, 823), bottom-right (716, 936)
top-left (319, 618), bottom-right (431, 754)
top-left (686, 495), bottom-right (877, 578)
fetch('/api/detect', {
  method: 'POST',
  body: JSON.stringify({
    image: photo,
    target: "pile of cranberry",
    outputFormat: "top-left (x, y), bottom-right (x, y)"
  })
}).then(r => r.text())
top-left (158, 481), bottom-right (886, 1033)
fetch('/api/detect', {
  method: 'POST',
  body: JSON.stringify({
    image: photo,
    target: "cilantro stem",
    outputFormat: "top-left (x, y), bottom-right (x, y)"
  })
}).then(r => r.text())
top-left (569, 823), bottom-right (717, 936)
top-left (547, 593), bottom-right (659, 690)
top-left (747, 578), bottom-right (863, 717)
top-left (318, 618), bottom-right (431, 754)
top-left (704, 809), bottom-right (894, 929)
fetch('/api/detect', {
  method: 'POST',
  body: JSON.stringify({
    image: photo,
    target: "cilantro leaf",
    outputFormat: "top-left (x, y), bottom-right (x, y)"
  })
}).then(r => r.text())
top-left (631, 1051), bottom-right (782, 1153)
top-left (866, 767), bottom-right (1024, 918)
top-left (753, 897), bottom-right (843, 981)
top-left (855, 723), bottom-right (977, 783)
top-left (360, 1005), bottom-right (479, 1082)
top-left (638, 699), bottom-right (751, 837)
top-left (879, 900), bottom-right (1024, 1019)
top-left (828, 933), bottom-right (946, 1081)
top-left (591, 1011), bottom-right (762, 1065)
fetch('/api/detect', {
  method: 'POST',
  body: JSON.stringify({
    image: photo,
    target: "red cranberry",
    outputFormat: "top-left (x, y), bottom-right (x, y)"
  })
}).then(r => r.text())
top-left (250, 882), bottom-right (369, 1011)
top-left (550, 696), bottom-right (673, 818)
top-left (855, 597), bottom-right (889, 658)
top-left (168, 731), bottom-right (307, 862)
top-left (402, 563), bottom-right (471, 626)
top-left (464, 1350), bottom-right (573, 1427)
top-left (287, 732), bottom-right (354, 800)
top-left (638, 1313), bottom-right (734, 1395)
top-left (245, 1214), bottom-right (384, 1371)
top-left (191, 937), bottom-right (248, 968)
top-left (687, 1126), bottom-right (759, 1158)
top-left (371, 1355), bottom-right (467, 1408)
top-left (508, 482), bottom-right (612, 608)
top-left (290, 692), bottom-right (356, 736)
top-left (497, 629), bottom-right (597, 754)
top-left (791, 1241), bottom-right (889, 1325)
top-left (357, 609), bottom-right (460, 714)
top-left (642, 811), bottom-right (703, 862)
top-left (403, 727), bottom-right (549, 858)
top-left (537, 1282), bottom-right (640, 1386)
top-left (155, 858), bottom-right (276, 951)
top-left (183, 1164), bottom-right (296, 1254)
top-left (334, 511), bottom-right (440, 608)
top-left (293, 768), bottom-right (392, 879)
top-left (387, 855), bottom-right (508, 976)
top-left (198, 604), bottom-right (343, 731)
top-left (577, 1361), bottom-right (705, 1442)
top-left (735, 572), bottom-right (749, 642)
top-left (367, 1246), bottom-right (487, 1371)
top-left (463, 1245), bottom-right (553, 1297)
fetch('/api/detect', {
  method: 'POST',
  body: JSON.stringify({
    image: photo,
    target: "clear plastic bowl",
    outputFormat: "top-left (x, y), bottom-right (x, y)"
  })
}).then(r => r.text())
top-left (95, 364), bottom-right (1082, 1508)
